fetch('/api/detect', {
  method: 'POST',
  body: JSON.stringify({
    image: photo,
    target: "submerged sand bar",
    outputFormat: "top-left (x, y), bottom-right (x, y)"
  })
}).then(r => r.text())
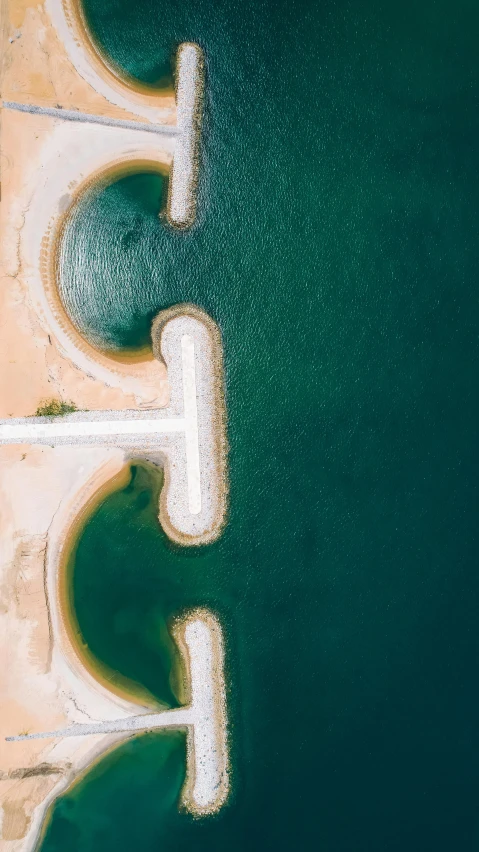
top-left (6, 611), bottom-right (229, 816)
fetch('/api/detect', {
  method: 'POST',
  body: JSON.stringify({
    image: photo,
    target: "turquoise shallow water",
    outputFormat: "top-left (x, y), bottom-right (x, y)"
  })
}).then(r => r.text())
top-left (42, 0), bottom-right (479, 850)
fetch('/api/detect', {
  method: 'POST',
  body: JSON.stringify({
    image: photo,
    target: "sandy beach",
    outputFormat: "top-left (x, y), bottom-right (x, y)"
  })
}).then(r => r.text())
top-left (0, 445), bottom-right (142, 849)
top-left (0, 0), bottom-right (227, 846)
top-left (0, 444), bottom-right (229, 845)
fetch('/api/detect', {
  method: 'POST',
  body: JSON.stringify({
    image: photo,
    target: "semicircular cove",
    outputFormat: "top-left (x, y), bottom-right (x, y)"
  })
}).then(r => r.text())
top-left (56, 165), bottom-right (174, 361)
top-left (72, 0), bottom-right (176, 93)
top-left (58, 460), bottom-right (189, 709)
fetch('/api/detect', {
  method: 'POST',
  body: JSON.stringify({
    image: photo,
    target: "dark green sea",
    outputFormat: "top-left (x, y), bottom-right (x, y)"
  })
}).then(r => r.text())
top-left (42, 1), bottom-right (479, 849)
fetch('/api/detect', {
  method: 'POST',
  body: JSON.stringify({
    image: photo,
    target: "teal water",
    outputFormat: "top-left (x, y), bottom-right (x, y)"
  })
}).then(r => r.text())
top-left (40, 733), bottom-right (189, 848)
top-left (63, 464), bottom-right (183, 707)
top-left (59, 172), bottom-right (167, 351)
top-left (43, 0), bottom-right (479, 850)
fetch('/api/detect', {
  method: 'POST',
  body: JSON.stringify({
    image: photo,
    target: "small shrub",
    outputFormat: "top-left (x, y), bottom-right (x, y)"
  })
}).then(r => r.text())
top-left (35, 399), bottom-right (77, 417)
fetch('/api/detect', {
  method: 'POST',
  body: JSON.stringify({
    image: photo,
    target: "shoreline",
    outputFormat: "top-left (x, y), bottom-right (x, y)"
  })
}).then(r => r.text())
top-left (21, 120), bottom-right (174, 406)
top-left (0, 1), bottom-right (227, 843)
top-left (13, 603), bottom-right (229, 849)
top-left (10, 451), bottom-right (225, 844)
top-left (29, 106), bottom-right (205, 396)
top-left (56, 460), bottom-right (183, 711)
top-left (68, 0), bottom-right (176, 98)
top-left (46, 0), bottom-right (177, 122)
top-left (3, 4), bottom-right (207, 399)
top-left (30, 729), bottom-right (175, 851)
top-left (48, 455), bottom-right (153, 714)
top-left (53, 158), bottom-right (169, 367)
top-left (47, 1), bottom-right (205, 229)
top-left (0, 447), bottom-right (153, 851)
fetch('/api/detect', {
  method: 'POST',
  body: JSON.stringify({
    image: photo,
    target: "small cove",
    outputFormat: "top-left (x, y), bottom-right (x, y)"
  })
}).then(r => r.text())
top-left (60, 463), bottom-right (183, 709)
top-left (58, 171), bottom-right (169, 354)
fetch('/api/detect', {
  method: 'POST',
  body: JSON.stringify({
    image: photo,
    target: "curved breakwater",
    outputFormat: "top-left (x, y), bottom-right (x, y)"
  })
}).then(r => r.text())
top-left (15, 19), bottom-right (205, 398)
top-left (46, 0), bottom-right (176, 119)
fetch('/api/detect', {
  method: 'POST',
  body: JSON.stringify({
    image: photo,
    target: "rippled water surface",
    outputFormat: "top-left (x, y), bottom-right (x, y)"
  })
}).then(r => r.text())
top-left (43, 0), bottom-right (479, 850)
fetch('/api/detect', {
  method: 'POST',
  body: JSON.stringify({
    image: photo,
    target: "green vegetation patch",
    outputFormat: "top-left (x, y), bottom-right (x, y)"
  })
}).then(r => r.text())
top-left (35, 399), bottom-right (78, 417)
